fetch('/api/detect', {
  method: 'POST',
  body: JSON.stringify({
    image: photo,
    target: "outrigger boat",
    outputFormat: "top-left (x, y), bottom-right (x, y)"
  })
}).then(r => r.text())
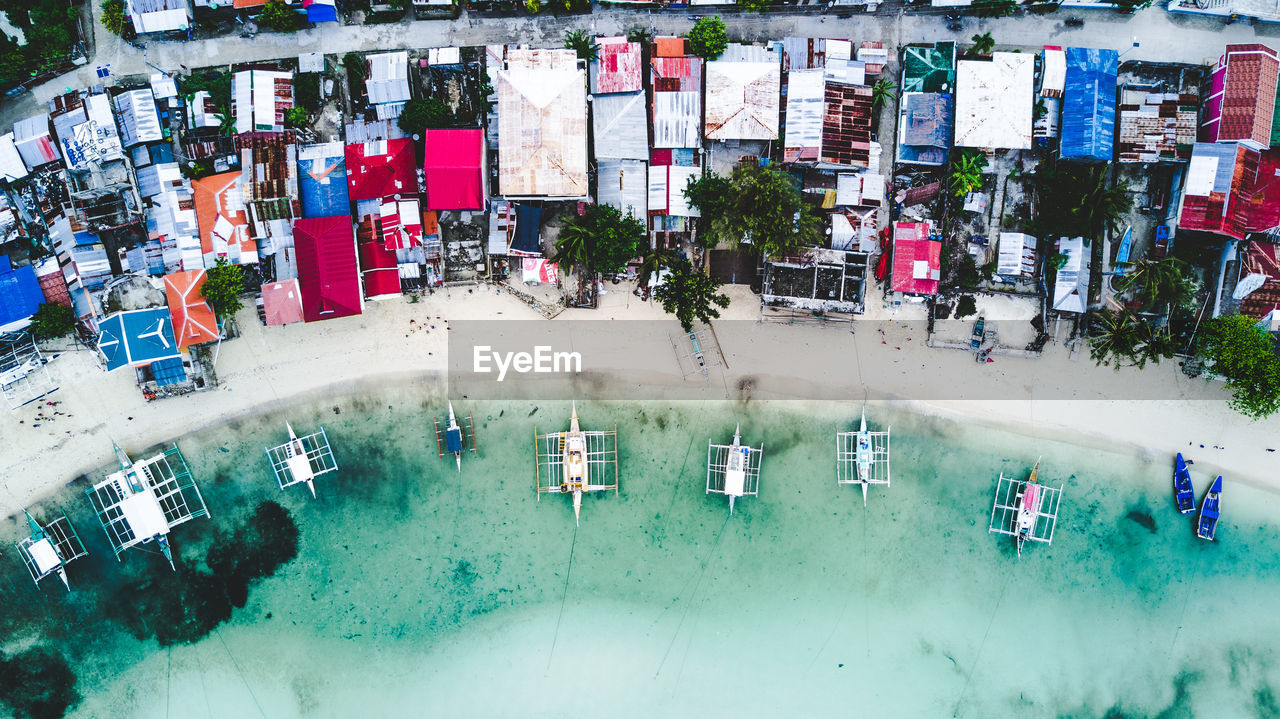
top-left (1173, 453), bottom-right (1195, 515)
top-left (835, 409), bottom-right (891, 505)
top-left (434, 401), bottom-right (477, 472)
top-left (534, 402), bottom-right (619, 525)
top-left (266, 422), bottom-right (338, 498)
top-left (1196, 476), bottom-right (1222, 541)
top-left (989, 458), bottom-right (1063, 558)
top-left (706, 423), bottom-right (763, 515)
top-left (15, 510), bottom-right (87, 590)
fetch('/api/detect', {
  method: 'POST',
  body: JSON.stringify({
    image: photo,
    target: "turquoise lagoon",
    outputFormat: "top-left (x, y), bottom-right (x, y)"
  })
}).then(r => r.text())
top-left (4, 391), bottom-right (1280, 718)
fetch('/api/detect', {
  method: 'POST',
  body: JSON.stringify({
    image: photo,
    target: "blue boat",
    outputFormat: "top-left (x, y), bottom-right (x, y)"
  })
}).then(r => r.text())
top-left (1196, 476), bottom-right (1223, 541)
top-left (1173, 453), bottom-right (1195, 515)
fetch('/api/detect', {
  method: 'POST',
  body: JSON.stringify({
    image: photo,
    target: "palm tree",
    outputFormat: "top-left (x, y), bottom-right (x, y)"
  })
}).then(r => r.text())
top-left (1132, 319), bottom-right (1178, 369)
top-left (1078, 166), bottom-right (1133, 235)
top-left (550, 223), bottom-right (591, 276)
top-left (626, 27), bottom-right (652, 46)
top-left (636, 245), bottom-right (679, 289)
top-left (1116, 258), bottom-right (1197, 313)
top-left (1088, 309), bottom-right (1143, 368)
top-left (871, 79), bottom-right (897, 113)
top-left (970, 32), bottom-right (995, 56)
top-left (949, 151), bottom-right (987, 198)
top-left (564, 29), bottom-right (598, 62)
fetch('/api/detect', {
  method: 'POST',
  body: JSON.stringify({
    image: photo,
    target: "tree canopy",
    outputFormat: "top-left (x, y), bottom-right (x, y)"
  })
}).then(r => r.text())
top-left (100, 0), bottom-right (126, 35)
top-left (564, 29), bottom-right (597, 61)
top-left (1031, 164), bottom-right (1132, 238)
top-left (683, 164), bottom-right (821, 258)
top-left (551, 204), bottom-right (648, 276)
top-left (27, 302), bottom-right (76, 340)
top-left (687, 16), bottom-right (728, 60)
top-left (1087, 309), bottom-right (1176, 370)
top-left (259, 0), bottom-right (303, 32)
top-left (1196, 314), bottom-right (1280, 420)
top-left (202, 258), bottom-right (245, 321)
top-left (398, 97), bottom-right (454, 135)
top-left (1114, 258), bottom-right (1198, 314)
top-left (653, 257), bottom-right (731, 331)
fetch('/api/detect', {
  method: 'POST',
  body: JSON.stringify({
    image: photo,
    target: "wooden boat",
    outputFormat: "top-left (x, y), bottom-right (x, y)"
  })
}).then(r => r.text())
top-left (835, 409), bottom-right (891, 506)
top-left (1014, 459), bottom-right (1044, 558)
top-left (1196, 476), bottom-right (1222, 541)
top-left (1172, 453), bottom-right (1195, 515)
top-left (533, 402), bottom-right (619, 525)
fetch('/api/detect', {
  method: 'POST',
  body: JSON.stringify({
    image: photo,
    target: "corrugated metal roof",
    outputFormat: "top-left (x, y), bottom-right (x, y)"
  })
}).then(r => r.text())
top-left (1117, 90), bottom-right (1197, 163)
top-left (820, 82), bottom-right (873, 168)
top-left (114, 89), bottom-right (162, 148)
top-left (1051, 236), bottom-right (1089, 313)
top-left (652, 56), bottom-right (703, 149)
top-left (592, 92), bottom-right (647, 161)
top-left (1205, 44), bottom-right (1279, 147)
top-left (901, 42), bottom-right (955, 94)
top-left (591, 37), bottom-right (642, 94)
top-left (1040, 47), bottom-right (1066, 98)
top-left (890, 222), bottom-right (940, 296)
top-left (1179, 142), bottom-right (1280, 240)
top-left (295, 216), bottom-right (361, 322)
top-left (597, 159), bottom-right (647, 219)
top-left (496, 51), bottom-right (588, 197)
top-left (233, 70), bottom-right (293, 134)
top-left (897, 92), bottom-right (951, 166)
top-left (955, 53), bottom-right (1033, 151)
top-left (366, 52), bottom-right (411, 105)
top-left (997, 232), bottom-right (1035, 277)
top-left (705, 53), bottom-right (781, 141)
top-left (1061, 47), bottom-right (1118, 162)
top-left (784, 69), bottom-right (824, 163)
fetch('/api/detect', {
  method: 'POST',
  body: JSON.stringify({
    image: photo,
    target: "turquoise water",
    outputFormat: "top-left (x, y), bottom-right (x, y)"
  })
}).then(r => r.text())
top-left (4, 391), bottom-right (1280, 718)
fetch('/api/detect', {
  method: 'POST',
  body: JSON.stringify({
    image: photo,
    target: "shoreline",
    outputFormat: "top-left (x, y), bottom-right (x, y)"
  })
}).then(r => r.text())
top-left (2, 285), bottom-right (1276, 520)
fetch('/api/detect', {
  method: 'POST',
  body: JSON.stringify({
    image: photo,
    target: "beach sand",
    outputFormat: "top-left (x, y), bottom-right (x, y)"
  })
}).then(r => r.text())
top-left (1, 283), bottom-right (1275, 519)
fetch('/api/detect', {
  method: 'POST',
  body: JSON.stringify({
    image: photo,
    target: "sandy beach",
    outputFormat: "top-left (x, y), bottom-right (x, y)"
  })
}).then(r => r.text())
top-left (1, 283), bottom-right (1276, 518)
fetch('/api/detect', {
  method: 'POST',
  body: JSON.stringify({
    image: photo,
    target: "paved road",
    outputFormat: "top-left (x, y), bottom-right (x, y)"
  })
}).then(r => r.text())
top-left (3, 5), bottom-right (1278, 127)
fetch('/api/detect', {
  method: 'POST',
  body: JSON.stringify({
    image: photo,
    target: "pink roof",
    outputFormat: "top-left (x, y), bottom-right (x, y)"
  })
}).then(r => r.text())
top-left (163, 269), bottom-right (219, 348)
top-left (422, 129), bottom-right (484, 210)
top-left (261, 279), bottom-right (305, 326)
top-left (345, 138), bottom-right (418, 202)
top-left (358, 240), bottom-right (401, 299)
top-left (294, 216), bottom-right (362, 322)
top-left (891, 222), bottom-right (941, 295)
top-left (593, 38), bottom-right (643, 94)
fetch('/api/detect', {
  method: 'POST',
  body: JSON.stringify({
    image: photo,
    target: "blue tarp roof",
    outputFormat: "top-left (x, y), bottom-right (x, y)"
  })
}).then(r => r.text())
top-left (510, 204), bottom-right (544, 256)
top-left (0, 256), bottom-right (42, 330)
top-left (96, 308), bottom-right (182, 372)
top-left (1061, 47), bottom-right (1118, 162)
top-left (306, 3), bottom-right (337, 22)
top-left (150, 356), bottom-right (187, 387)
top-left (298, 146), bottom-right (351, 219)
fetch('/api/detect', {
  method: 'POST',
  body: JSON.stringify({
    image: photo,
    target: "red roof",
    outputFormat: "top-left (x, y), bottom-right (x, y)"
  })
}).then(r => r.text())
top-left (345, 138), bottom-right (417, 202)
top-left (1241, 240), bottom-right (1280, 319)
top-left (294, 216), bottom-right (362, 322)
top-left (594, 38), bottom-right (643, 94)
top-left (654, 38), bottom-right (687, 58)
top-left (358, 240), bottom-right (401, 299)
top-left (422, 129), bottom-right (484, 210)
top-left (1180, 145), bottom-right (1280, 240)
top-left (163, 270), bottom-right (219, 348)
top-left (1213, 44), bottom-right (1279, 147)
top-left (192, 171), bottom-right (255, 263)
top-left (261, 279), bottom-right (304, 326)
top-left (890, 222), bottom-right (941, 295)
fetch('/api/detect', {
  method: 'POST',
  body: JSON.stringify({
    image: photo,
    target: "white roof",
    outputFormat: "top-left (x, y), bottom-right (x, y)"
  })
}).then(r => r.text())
top-left (648, 165), bottom-right (701, 217)
top-left (129, 1), bottom-right (188, 34)
top-left (1052, 236), bottom-right (1089, 313)
top-left (29, 537), bottom-right (61, 574)
top-left (367, 51), bottom-right (411, 105)
top-left (0, 133), bottom-right (28, 182)
top-left (784, 69), bottom-right (824, 158)
top-left (997, 232), bottom-right (1036, 276)
top-left (1041, 48), bottom-right (1066, 97)
top-left (114, 89), bottom-right (163, 147)
top-left (1185, 153), bottom-right (1219, 197)
top-left (299, 52), bottom-right (325, 74)
top-left (119, 486), bottom-right (171, 539)
top-left (955, 53), bottom-right (1033, 151)
top-left (150, 73), bottom-right (178, 99)
top-left (233, 70), bottom-right (292, 134)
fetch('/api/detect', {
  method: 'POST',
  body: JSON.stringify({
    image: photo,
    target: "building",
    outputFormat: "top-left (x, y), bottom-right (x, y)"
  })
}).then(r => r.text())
top-left (297, 143), bottom-right (351, 219)
top-left (163, 269), bottom-right (219, 348)
top-left (495, 48), bottom-right (588, 198)
top-left (294, 216), bottom-right (361, 322)
top-left (113, 89), bottom-right (164, 149)
top-left (591, 37), bottom-right (643, 94)
top-left (0, 257), bottom-right (41, 332)
top-left (346, 138), bottom-right (417, 202)
top-left (260, 279), bottom-right (304, 326)
top-left (1178, 142), bottom-right (1280, 241)
top-left (1116, 90), bottom-right (1198, 163)
top-left (818, 82), bottom-right (875, 168)
top-left (900, 42), bottom-right (956, 94)
top-left (996, 232), bottom-right (1036, 279)
top-left (1051, 236), bottom-right (1090, 313)
top-left (897, 92), bottom-right (951, 166)
top-left (761, 247), bottom-right (869, 319)
top-left (651, 39), bottom-right (703, 150)
top-left (357, 237), bottom-right (401, 300)
top-left (1061, 48), bottom-right (1118, 163)
top-left (1201, 44), bottom-right (1279, 149)
top-left (704, 45), bottom-right (781, 141)
top-left (1236, 240), bottom-right (1280, 322)
top-left (138, 163), bottom-right (202, 271)
top-left (192, 171), bottom-right (256, 266)
top-left (597, 159), bottom-right (647, 220)
top-left (783, 69), bottom-right (823, 163)
top-left (0, 133), bottom-right (28, 183)
top-left (302, 0), bottom-right (337, 22)
top-left (955, 53), bottom-right (1034, 151)
top-left (366, 52), bottom-right (412, 106)
top-left (12, 115), bottom-right (59, 170)
top-left (126, 0), bottom-right (191, 34)
top-left (232, 70), bottom-right (294, 134)
top-left (422, 129), bottom-right (485, 210)
top-left (890, 221), bottom-right (941, 296)
top-left (95, 308), bottom-right (181, 372)
top-left (592, 92), bottom-right (648, 162)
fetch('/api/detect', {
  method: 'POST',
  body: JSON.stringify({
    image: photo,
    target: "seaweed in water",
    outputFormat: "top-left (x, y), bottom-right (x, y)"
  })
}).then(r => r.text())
top-left (1124, 510), bottom-right (1157, 534)
top-left (0, 648), bottom-right (80, 719)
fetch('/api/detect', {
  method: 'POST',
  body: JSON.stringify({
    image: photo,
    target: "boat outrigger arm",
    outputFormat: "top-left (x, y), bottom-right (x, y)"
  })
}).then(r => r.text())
top-left (24, 511), bottom-right (70, 589)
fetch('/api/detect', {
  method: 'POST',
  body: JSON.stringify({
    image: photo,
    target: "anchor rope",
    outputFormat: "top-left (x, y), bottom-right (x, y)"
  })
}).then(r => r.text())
top-left (654, 512), bottom-right (731, 679)
top-left (545, 522), bottom-right (578, 674)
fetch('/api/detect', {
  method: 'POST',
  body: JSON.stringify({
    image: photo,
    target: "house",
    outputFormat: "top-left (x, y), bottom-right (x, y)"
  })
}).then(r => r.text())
top-left (192, 171), bottom-right (256, 265)
top-left (261, 279), bottom-right (305, 325)
top-left (1178, 142), bottom-right (1280, 241)
top-left (0, 257), bottom-right (41, 332)
top-left (783, 69), bottom-right (824, 162)
top-left (1201, 44), bottom-right (1279, 149)
top-left (357, 237), bottom-right (401, 300)
top-left (95, 308), bottom-right (181, 372)
top-left (591, 37), bottom-right (642, 94)
top-left (0, 134), bottom-right (28, 183)
top-left (1116, 90), bottom-right (1198, 163)
top-left (163, 269), bottom-right (219, 348)
top-left (294, 216), bottom-right (361, 322)
top-left (366, 52), bottom-right (412, 106)
top-left (49, 93), bottom-right (124, 170)
top-left (955, 53), bottom-right (1034, 151)
top-left (127, 0), bottom-right (191, 34)
top-left (1051, 236), bottom-right (1090, 313)
top-left (648, 162), bottom-right (701, 219)
top-left (997, 232), bottom-right (1036, 279)
top-left (890, 221), bottom-right (941, 296)
top-left (113, 89), bottom-right (164, 149)
top-left (897, 93), bottom-right (951, 166)
top-left (1236, 240), bottom-right (1280, 321)
top-left (704, 45), bottom-right (781, 141)
top-left (1061, 48), bottom-right (1118, 163)
top-left (597, 159), bottom-right (647, 220)
top-left (232, 70), bottom-right (294, 134)
top-left (819, 82), bottom-right (875, 168)
top-left (761, 247), bottom-right (869, 318)
top-left (302, 0), bottom-right (338, 23)
top-left (346, 138), bottom-right (417, 202)
top-left (237, 133), bottom-right (299, 252)
top-left (422, 129), bottom-right (485, 210)
top-left (900, 42), bottom-right (956, 95)
top-left (138, 163), bottom-right (202, 271)
top-left (495, 48), bottom-right (588, 198)
top-left (651, 39), bottom-right (703, 150)
top-left (13, 115), bottom-right (59, 170)
top-left (591, 92), bottom-right (648, 161)
top-left (298, 142), bottom-right (351, 219)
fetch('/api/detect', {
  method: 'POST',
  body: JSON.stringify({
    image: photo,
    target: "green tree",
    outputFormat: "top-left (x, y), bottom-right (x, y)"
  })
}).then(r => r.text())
top-left (1032, 164), bottom-right (1132, 238)
top-left (970, 32), bottom-right (995, 56)
top-left (398, 97), bottom-right (453, 134)
top-left (343, 52), bottom-right (366, 80)
top-left (955, 295), bottom-right (977, 319)
top-left (551, 204), bottom-right (648, 276)
top-left (635, 245), bottom-right (680, 288)
top-left (202, 257), bottom-right (245, 322)
top-left (687, 16), bottom-right (728, 60)
top-left (871, 78), bottom-right (897, 114)
top-left (100, 0), bottom-right (126, 35)
top-left (564, 29), bottom-right (597, 62)
top-left (653, 257), bottom-right (731, 331)
top-left (949, 150), bottom-right (987, 198)
top-left (1196, 314), bottom-right (1280, 420)
top-left (737, 0), bottom-right (772, 12)
top-left (284, 106), bottom-right (309, 127)
top-left (683, 164), bottom-right (821, 258)
top-left (626, 27), bottom-right (652, 46)
top-left (259, 0), bottom-right (302, 32)
top-left (27, 302), bottom-right (76, 340)
top-left (1088, 309), bottom-right (1143, 368)
top-left (1115, 258), bottom-right (1198, 313)
top-left (973, 0), bottom-right (1016, 17)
